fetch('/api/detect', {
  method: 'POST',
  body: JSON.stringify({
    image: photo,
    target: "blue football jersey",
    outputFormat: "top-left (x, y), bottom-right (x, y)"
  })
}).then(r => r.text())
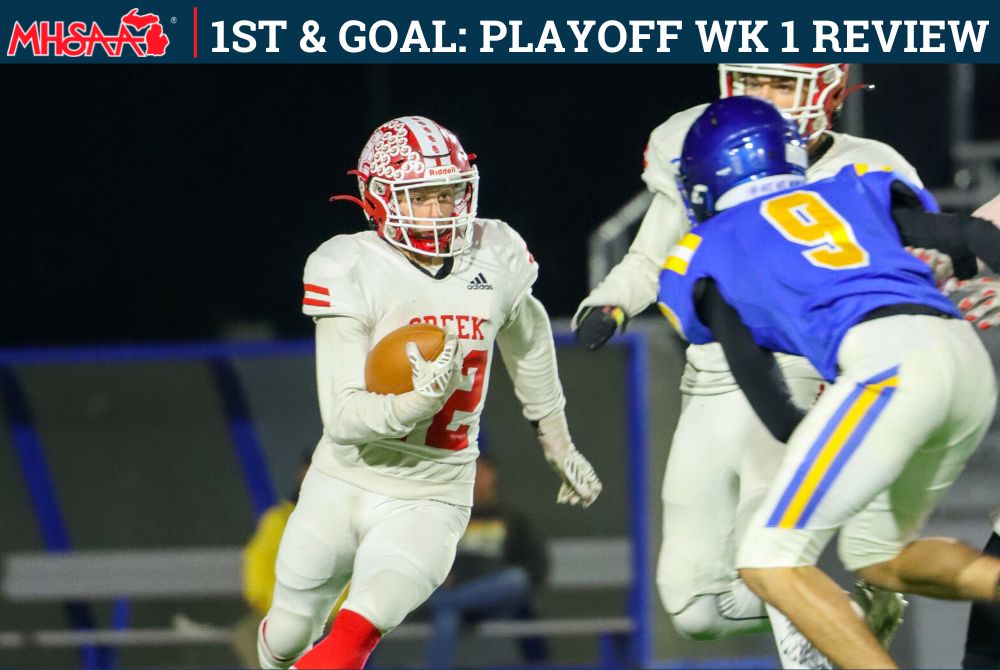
top-left (657, 165), bottom-right (960, 381)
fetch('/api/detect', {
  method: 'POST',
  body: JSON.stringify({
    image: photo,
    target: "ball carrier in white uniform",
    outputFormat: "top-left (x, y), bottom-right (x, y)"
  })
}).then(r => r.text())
top-left (257, 116), bottom-right (602, 670)
top-left (575, 64), bottom-right (943, 667)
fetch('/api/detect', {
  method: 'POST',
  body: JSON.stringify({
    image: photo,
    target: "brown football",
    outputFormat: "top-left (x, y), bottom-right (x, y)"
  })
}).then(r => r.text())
top-left (365, 323), bottom-right (447, 395)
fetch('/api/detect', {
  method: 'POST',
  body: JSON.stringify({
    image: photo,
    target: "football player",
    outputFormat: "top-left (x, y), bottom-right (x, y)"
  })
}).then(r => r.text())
top-left (575, 63), bottom-right (953, 667)
top-left (256, 116), bottom-right (602, 670)
top-left (658, 96), bottom-right (1000, 669)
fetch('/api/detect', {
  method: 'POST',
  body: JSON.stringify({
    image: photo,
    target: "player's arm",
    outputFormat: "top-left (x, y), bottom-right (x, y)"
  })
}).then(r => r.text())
top-left (575, 193), bottom-right (690, 350)
top-left (890, 182), bottom-right (1000, 276)
top-left (694, 278), bottom-right (805, 443)
top-left (574, 109), bottom-right (706, 350)
top-left (496, 292), bottom-right (602, 507)
top-left (315, 316), bottom-right (458, 445)
top-left (940, 192), bottom-right (1000, 328)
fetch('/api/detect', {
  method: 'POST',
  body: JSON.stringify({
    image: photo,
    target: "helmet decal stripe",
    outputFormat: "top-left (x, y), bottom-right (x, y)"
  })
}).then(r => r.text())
top-left (400, 116), bottom-right (449, 157)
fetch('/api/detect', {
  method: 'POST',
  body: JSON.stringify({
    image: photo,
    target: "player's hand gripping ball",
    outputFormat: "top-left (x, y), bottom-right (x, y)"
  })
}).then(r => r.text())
top-left (366, 323), bottom-right (453, 395)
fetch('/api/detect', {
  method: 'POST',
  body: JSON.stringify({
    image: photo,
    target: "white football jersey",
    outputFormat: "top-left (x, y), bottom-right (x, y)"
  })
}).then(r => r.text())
top-left (302, 219), bottom-right (538, 505)
top-left (579, 103), bottom-right (923, 395)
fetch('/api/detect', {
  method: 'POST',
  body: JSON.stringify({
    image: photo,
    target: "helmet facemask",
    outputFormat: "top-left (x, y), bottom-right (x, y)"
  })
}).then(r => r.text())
top-left (719, 63), bottom-right (846, 139)
top-left (372, 172), bottom-right (480, 257)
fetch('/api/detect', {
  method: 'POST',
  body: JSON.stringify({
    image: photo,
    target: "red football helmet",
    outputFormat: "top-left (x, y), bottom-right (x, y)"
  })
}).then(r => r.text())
top-left (332, 116), bottom-right (479, 257)
top-left (718, 63), bottom-right (853, 138)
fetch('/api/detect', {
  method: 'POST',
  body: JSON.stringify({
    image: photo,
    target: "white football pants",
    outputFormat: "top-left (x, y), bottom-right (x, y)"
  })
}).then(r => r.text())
top-left (739, 315), bottom-right (996, 571)
top-left (260, 466), bottom-right (470, 664)
top-left (657, 373), bottom-right (823, 639)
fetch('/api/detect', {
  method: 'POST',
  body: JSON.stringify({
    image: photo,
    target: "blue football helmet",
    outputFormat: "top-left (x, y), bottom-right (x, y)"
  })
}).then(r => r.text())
top-left (679, 97), bottom-right (808, 223)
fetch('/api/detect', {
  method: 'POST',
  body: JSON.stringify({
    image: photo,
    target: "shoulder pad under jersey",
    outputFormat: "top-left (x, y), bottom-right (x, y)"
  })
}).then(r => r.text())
top-left (854, 165), bottom-right (940, 214)
top-left (811, 132), bottom-right (923, 189)
top-left (641, 103), bottom-right (711, 198)
top-left (476, 218), bottom-right (539, 312)
top-left (302, 233), bottom-right (371, 323)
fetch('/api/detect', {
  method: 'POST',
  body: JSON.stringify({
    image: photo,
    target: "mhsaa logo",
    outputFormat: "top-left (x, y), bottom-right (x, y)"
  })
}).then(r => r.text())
top-left (8, 8), bottom-right (170, 57)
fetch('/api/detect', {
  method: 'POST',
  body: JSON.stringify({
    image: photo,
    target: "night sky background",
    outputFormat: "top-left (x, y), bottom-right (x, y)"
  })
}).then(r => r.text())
top-left (2, 64), bottom-right (998, 347)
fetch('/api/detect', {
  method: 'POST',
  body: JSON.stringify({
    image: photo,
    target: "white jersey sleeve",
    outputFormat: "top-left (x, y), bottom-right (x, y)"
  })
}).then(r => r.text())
top-left (496, 291), bottom-right (566, 423)
top-left (315, 316), bottom-right (420, 445)
top-left (481, 218), bottom-right (539, 316)
top-left (572, 104), bottom-right (707, 328)
top-left (302, 236), bottom-right (371, 326)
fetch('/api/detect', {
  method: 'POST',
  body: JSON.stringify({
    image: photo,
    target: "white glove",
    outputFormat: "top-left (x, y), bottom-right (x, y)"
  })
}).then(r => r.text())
top-left (391, 335), bottom-right (463, 426)
top-left (536, 411), bottom-right (602, 508)
top-left (406, 335), bottom-right (462, 399)
top-left (950, 276), bottom-right (1000, 330)
top-left (905, 246), bottom-right (954, 289)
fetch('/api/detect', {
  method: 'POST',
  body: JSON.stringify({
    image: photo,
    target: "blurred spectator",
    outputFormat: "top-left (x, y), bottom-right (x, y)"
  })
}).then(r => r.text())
top-left (232, 452), bottom-right (347, 668)
top-left (426, 455), bottom-right (550, 668)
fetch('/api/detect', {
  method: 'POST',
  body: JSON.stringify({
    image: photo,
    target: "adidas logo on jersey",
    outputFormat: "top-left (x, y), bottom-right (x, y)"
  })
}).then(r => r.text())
top-left (467, 273), bottom-right (492, 290)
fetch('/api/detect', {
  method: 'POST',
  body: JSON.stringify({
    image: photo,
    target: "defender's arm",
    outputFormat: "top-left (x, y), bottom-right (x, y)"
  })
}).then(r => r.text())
top-left (694, 278), bottom-right (806, 443)
top-left (891, 182), bottom-right (1000, 276)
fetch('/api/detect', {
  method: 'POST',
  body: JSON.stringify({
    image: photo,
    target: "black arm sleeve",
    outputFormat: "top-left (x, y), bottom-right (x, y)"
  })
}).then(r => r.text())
top-left (694, 278), bottom-right (806, 443)
top-left (889, 180), bottom-right (1000, 278)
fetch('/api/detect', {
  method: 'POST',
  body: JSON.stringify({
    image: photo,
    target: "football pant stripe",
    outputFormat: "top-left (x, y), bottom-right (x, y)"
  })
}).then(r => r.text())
top-left (767, 366), bottom-right (900, 529)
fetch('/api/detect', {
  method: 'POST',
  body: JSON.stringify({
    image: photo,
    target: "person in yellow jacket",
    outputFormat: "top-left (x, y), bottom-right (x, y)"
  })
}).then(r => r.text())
top-left (244, 499), bottom-right (298, 617)
top-left (233, 455), bottom-right (347, 668)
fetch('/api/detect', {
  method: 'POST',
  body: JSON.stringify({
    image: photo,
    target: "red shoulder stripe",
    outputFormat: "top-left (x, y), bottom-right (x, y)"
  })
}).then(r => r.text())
top-left (304, 283), bottom-right (330, 296)
top-left (303, 298), bottom-right (331, 307)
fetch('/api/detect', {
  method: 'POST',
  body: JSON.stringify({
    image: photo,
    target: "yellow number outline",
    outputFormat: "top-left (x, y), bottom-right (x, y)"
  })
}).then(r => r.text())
top-left (760, 191), bottom-right (870, 271)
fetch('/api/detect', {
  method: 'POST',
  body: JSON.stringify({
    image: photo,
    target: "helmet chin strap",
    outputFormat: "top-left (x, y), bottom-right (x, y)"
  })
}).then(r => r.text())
top-left (330, 194), bottom-right (380, 227)
top-left (843, 83), bottom-right (875, 99)
top-left (330, 194), bottom-right (364, 206)
top-left (330, 170), bottom-right (387, 227)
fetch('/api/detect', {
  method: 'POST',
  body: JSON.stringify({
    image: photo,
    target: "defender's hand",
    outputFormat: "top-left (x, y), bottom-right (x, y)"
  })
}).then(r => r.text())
top-left (406, 335), bottom-right (462, 399)
top-left (952, 277), bottom-right (1000, 330)
top-left (906, 247), bottom-right (954, 288)
top-left (576, 305), bottom-right (628, 351)
top-left (536, 413), bottom-right (602, 507)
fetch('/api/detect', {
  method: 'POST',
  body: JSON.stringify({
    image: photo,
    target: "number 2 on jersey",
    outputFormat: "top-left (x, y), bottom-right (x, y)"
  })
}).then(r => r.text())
top-left (761, 191), bottom-right (870, 270)
top-left (424, 349), bottom-right (488, 451)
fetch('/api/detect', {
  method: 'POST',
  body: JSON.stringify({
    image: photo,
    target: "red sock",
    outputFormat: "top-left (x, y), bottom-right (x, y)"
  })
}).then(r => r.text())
top-left (294, 609), bottom-right (382, 670)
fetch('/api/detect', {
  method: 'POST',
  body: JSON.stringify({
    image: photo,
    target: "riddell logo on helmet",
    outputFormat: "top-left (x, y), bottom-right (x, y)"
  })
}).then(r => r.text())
top-left (7, 8), bottom-right (170, 57)
top-left (426, 165), bottom-right (459, 178)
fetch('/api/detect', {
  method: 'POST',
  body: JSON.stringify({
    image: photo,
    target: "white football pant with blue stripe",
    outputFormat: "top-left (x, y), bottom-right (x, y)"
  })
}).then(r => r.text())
top-left (738, 314), bottom-right (996, 571)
